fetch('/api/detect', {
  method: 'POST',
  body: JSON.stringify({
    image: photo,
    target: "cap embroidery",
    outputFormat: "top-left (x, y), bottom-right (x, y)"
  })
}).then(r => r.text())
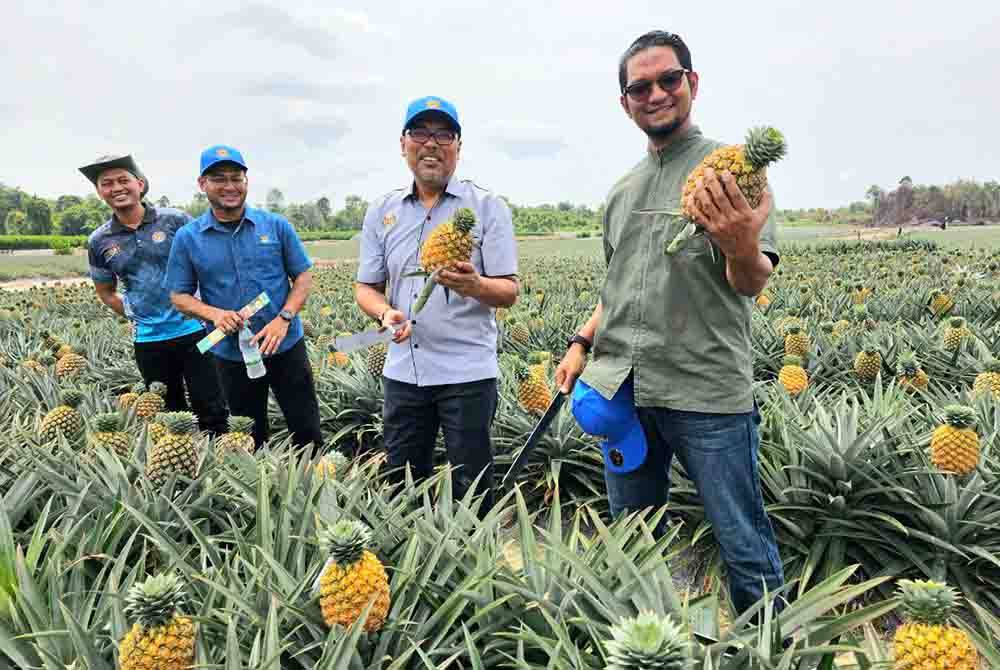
top-left (216, 148), bottom-right (229, 157)
top-left (425, 99), bottom-right (441, 109)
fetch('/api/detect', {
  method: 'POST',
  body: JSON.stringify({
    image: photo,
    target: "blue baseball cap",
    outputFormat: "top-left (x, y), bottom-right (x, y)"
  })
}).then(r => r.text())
top-left (403, 96), bottom-right (461, 134)
top-left (199, 145), bottom-right (248, 176)
top-left (571, 377), bottom-right (647, 475)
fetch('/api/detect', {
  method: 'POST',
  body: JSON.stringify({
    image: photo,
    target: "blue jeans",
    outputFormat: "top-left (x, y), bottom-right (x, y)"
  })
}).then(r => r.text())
top-left (604, 402), bottom-right (785, 615)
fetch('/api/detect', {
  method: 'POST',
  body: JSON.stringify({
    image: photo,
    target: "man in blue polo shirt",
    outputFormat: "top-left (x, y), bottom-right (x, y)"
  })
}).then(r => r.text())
top-left (81, 154), bottom-right (227, 435)
top-left (354, 97), bottom-right (520, 515)
top-left (164, 145), bottom-right (323, 453)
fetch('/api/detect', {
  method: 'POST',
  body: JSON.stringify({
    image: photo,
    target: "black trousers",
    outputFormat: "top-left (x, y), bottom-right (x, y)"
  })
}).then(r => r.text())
top-left (215, 337), bottom-right (323, 454)
top-left (133, 329), bottom-right (229, 435)
top-left (382, 376), bottom-right (498, 516)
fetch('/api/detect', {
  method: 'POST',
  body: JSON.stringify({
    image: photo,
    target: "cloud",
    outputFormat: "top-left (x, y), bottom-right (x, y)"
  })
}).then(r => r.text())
top-left (486, 121), bottom-right (568, 160)
top-left (275, 116), bottom-right (350, 148)
top-left (236, 75), bottom-right (381, 102)
top-left (220, 3), bottom-right (339, 61)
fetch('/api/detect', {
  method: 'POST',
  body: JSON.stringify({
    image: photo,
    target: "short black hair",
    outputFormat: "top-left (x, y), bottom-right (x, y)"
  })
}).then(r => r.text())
top-left (618, 31), bottom-right (693, 92)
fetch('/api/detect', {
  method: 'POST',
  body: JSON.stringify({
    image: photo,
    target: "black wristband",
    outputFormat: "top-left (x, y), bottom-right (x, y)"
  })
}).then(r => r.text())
top-left (567, 334), bottom-right (592, 354)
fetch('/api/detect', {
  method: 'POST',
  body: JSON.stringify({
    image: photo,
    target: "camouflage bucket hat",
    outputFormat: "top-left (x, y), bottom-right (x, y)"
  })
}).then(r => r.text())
top-left (78, 154), bottom-right (149, 198)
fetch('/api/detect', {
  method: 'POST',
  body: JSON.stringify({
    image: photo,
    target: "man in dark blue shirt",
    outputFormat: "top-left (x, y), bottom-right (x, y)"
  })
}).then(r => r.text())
top-left (164, 145), bottom-right (323, 453)
top-left (81, 154), bottom-right (227, 434)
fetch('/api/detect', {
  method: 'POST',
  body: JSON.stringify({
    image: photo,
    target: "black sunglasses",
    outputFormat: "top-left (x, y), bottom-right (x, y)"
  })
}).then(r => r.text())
top-left (405, 128), bottom-right (458, 145)
top-left (623, 68), bottom-right (690, 102)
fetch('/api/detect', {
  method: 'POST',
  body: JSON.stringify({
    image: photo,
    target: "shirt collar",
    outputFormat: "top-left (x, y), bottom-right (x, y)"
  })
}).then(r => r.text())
top-left (403, 175), bottom-right (464, 202)
top-left (204, 206), bottom-right (255, 232)
top-left (646, 124), bottom-right (703, 163)
top-left (109, 203), bottom-right (154, 233)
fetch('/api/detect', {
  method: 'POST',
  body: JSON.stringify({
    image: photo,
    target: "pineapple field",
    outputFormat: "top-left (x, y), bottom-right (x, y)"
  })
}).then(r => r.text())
top-left (4, 236), bottom-right (1000, 668)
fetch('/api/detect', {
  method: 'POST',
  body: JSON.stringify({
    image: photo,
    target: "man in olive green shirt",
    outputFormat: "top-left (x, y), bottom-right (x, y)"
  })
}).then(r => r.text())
top-left (556, 30), bottom-right (784, 616)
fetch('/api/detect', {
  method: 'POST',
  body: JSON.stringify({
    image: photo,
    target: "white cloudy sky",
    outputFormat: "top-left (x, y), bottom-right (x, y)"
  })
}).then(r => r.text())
top-left (2, 1), bottom-right (998, 210)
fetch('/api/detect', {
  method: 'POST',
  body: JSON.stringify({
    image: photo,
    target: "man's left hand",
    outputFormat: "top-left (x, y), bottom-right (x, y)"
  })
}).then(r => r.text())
top-left (684, 167), bottom-right (771, 260)
top-left (250, 317), bottom-right (291, 356)
top-left (436, 262), bottom-right (482, 298)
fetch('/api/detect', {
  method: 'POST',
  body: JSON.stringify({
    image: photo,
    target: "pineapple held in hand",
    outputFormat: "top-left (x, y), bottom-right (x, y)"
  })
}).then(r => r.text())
top-left (412, 207), bottom-right (477, 313)
top-left (119, 572), bottom-right (195, 670)
top-left (892, 579), bottom-right (978, 670)
top-left (316, 519), bottom-right (390, 632)
top-left (666, 126), bottom-right (787, 256)
top-left (604, 610), bottom-right (692, 670)
top-left (930, 404), bottom-right (979, 475)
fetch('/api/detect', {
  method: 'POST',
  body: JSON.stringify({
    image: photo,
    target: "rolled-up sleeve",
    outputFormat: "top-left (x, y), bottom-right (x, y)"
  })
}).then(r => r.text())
top-left (356, 201), bottom-right (387, 284)
top-left (163, 228), bottom-right (197, 295)
top-left (480, 196), bottom-right (518, 277)
top-left (279, 217), bottom-right (313, 278)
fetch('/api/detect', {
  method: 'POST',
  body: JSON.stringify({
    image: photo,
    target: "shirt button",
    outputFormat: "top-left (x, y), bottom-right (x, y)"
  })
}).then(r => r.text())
top-left (414, 344), bottom-right (420, 349)
top-left (413, 293), bottom-right (418, 298)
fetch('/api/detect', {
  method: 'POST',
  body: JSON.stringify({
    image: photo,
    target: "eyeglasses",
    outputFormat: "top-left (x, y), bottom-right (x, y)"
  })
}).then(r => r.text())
top-left (623, 68), bottom-right (690, 102)
top-left (406, 128), bottom-right (458, 145)
top-left (205, 174), bottom-right (247, 186)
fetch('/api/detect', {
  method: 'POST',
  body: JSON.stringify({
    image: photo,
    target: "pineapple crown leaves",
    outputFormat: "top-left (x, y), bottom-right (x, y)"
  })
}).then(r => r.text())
top-left (781, 354), bottom-right (804, 368)
top-left (942, 404), bottom-right (976, 429)
top-left (161, 411), bottom-right (198, 435)
top-left (896, 351), bottom-right (921, 374)
top-left (59, 389), bottom-right (85, 408)
top-left (526, 350), bottom-right (551, 365)
top-left (895, 579), bottom-right (958, 626)
top-left (947, 316), bottom-right (967, 329)
top-left (226, 415), bottom-right (256, 435)
top-left (92, 412), bottom-right (123, 433)
top-left (147, 381), bottom-right (167, 397)
top-left (131, 381), bottom-right (147, 393)
top-left (742, 126), bottom-right (787, 171)
top-left (450, 207), bottom-right (477, 235)
top-left (604, 610), bottom-right (692, 670)
top-left (318, 519), bottom-right (372, 566)
top-left (124, 572), bottom-right (188, 628)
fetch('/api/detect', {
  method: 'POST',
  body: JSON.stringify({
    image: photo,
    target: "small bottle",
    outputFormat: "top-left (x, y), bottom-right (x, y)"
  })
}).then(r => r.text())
top-left (238, 324), bottom-right (266, 379)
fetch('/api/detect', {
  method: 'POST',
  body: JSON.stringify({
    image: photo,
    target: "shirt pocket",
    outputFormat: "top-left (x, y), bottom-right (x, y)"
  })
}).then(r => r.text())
top-left (255, 240), bottom-right (285, 278)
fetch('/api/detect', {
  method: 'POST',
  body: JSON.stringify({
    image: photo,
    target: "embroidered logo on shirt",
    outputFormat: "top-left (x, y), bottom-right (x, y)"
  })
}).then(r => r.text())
top-left (151, 231), bottom-right (167, 243)
top-left (105, 245), bottom-right (120, 261)
top-left (383, 213), bottom-right (397, 228)
top-left (259, 234), bottom-right (270, 243)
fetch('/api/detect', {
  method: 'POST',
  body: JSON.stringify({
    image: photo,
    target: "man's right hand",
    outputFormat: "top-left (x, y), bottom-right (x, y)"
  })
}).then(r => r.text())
top-left (382, 308), bottom-right (411, 344)
top-left (212, 309), bottom-right (244, 335)
top-left (555, 345), bottom-right (588, 394)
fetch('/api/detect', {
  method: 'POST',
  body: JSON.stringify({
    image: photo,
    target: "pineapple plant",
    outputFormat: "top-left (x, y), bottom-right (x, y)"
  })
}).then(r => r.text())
top-left (316, 519), bottom-right (390, 632)
top-left (892, 579), bottom-right (979, 670)
top-left (972, 357), bottom-right (1000, 399)
top-left (314, 450), bottom-right (351, 481)
top-left (783, 324), bottom-right (810, 358)
top-left (853, 338), bottom-right (882, 383)
top-left (896, 351), bottom-right (929, 392)
top-left (118, 381), bottom-right (145, 409)
top-left (215, 415), bottom-right (255, 455)
top-left (930, 404), bottom-right (979, 475)
top-left (507, 317), bottom-right (531, 345)
top-left (603, 610), bottom-right (692, 670)
top-left (89, 411), bottom-right (132, 458)
top-left (667, 125), bottom-right (787, 255)
top-left (943, 316), bottom-right (970, 351)
top-left (135, 382), bottom-right (167, 421)
top-left (777, 355), bottom-right (808, 395)
top-left (54, 346), bottom-right (87, 379)
top-left (39, 389), bottom-right (86, 442)
top-left (145, 411), bottom-right (200, 486)
top-left (366, 342), bottom-right (387, 377)
top-left (413, 207), bottom-right (477, 313)
top-left (514, 358), bottom-right (552, 414)
top-left (119, 572), bottom-right (196, 670)
top-left (928, 288), bottom-right (955, 317)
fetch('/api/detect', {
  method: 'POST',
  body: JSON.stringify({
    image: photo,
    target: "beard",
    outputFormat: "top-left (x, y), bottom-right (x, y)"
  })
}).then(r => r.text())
top-left (642, 108), bottom-right (690, 140)
top-left (206, 193), bottom-right (246, 220)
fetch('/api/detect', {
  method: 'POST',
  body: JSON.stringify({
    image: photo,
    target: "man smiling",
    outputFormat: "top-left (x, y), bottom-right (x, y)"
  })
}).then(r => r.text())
top-left (354, 96), bottom-right (519, 515)
top-left (555, 31), bottom-right (785, 616)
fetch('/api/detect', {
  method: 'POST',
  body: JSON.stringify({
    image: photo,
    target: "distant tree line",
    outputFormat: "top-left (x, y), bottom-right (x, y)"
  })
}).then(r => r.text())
top-left (865, 177), bottom-right (1000, 227)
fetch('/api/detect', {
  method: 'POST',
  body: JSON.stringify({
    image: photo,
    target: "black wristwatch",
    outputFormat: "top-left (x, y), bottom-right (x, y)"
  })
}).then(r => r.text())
top-left (567, 334), bottom-right (592, 354)
top-left (279, 309), bottom-right (294, 322)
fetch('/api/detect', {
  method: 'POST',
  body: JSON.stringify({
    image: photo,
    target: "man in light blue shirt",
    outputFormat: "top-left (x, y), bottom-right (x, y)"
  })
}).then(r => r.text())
top-left (354, 96), bottom-right (520, 515)
top-left (165, 145), bottom-right (323, 453)
top-left (81, 153), bottom-right (227, 435)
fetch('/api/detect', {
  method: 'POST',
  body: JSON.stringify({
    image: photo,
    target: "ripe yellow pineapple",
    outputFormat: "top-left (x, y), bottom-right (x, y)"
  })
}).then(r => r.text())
top-left (89, 411), bottom-right (132, 458)
top-left (146, 411), bottom-right (200, 486)
top-left (39, 389), bottom-right (85, 443)
top-left (316, 519), bottom-right (390, 632)
top-left (507, 318), bottom-right (531, 345)
top-left (783, 324), bottom-right (810, 358)
top-left (943, 317), bottom-right (970, 351)
top-left (314, 450), bottom-right (351, 481)
top-left (853, 339), bottom-right (882, 383)
top-left (21, 357), bottom-right (46, 374)
top-left (215, 415), bottom-right (255, 455)
top-left (135, 382), bottom-right (168, 421)
top-left (119, 572), bottom-right (195, 670)
top-left (604, 610), bottom-right (691, 670)
top-left (930, 405), bottom-right (979, 475)
top-left (148, 413), bottom-right (168, 446)
top-left (667, 126), bottom-right (787, 255)
top-left (326, 337), bottom-right (352, 368)
top-left (754, 292), bottom-right (771, 308)
top-left (527, 351), bottom-right (552, 380)
top-left (778, 355), bottom-right (808, 395)
top-left (892, 579), bottom-right (978, 670)
top-left (413, 207), bottom-right (477, 313)
top-left (973, 358), bottom-right (1000, 400)
top-left (366, 342), bottom-right (387, 377)
top-left (896, 351), bottom-right (929, 393)
top-left (515, 359), bottom-right (552, 414)
top-left (118, 382), bottom-right (145, 410)
top-left (927, 288), bottom-right (955, 317)
top-left (850, 282), bottom-right (870, 305)
top-left (55, 347), bottom-right (87, 379)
